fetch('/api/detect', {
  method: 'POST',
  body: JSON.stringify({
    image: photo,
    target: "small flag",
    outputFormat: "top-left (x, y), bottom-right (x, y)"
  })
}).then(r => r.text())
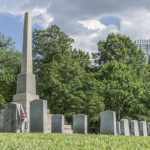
top-left (21, 106), bottom-right (26, 123)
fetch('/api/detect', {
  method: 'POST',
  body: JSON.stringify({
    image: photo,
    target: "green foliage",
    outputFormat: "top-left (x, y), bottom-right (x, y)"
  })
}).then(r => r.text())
top-left (92, 33), bottom-right (150, 121)
top-left (0, 95), bottom-right (5, 110)
top-left (0, 134), bottom-right (150, 150)
top-left (1, 25), bottom-right (150, 129)
top-left (33, 25), bottom-right (74, 65)
top-left (0, 33), bottom-right (21, 105)
top-left (93, 33), bottom-right (146, 68)
top-left (71, 49), bottom-right (91, 71)
top-left (95, 60), bottom-right (148, 120)
top-left (33, 25), bottom-right (104, 127)
top-left (40, 57), bottom-right (104, 124)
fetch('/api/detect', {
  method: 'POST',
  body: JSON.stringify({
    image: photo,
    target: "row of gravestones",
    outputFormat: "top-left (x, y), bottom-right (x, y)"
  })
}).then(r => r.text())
top-left (100, 110), bottom-right (150, 136)
top-left (0, 99), bottom-right (87, 134)
top-left (1, 101), bottom-right (148, 135)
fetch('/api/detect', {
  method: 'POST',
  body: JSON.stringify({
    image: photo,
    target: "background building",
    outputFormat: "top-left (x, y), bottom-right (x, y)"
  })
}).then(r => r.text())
top-left (134, 39), bottom-right (150, 63)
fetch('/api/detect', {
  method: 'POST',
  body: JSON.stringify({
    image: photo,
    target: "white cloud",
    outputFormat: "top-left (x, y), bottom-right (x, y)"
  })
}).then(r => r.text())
top-left (0, 0), bottom-right (150, 52)
top-left (119, 8), bottom-right (150, 40)
top-left (0, 0), bottom-right (53, 28)
top-left (78, 19), bottom-right (106, 30)
top-left (72, 22), bottom-right (118, 52)
top-left (31, 7), bottom-right (53, 28)
top-left (0, 0), bottom-right (30, 15)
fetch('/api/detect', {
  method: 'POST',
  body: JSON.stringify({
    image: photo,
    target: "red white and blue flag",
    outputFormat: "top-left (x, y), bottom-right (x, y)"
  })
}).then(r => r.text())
top-left (21, 106), bottom-right (26, 123)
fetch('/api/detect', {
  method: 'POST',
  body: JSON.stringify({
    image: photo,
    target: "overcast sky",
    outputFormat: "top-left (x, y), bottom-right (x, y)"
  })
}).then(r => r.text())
top-left (0, 0), bottom-right (150, 53)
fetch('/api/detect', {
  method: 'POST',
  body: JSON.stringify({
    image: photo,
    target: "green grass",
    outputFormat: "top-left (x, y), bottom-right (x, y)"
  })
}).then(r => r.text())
top-left (0, 133), bottom-right (150, 150)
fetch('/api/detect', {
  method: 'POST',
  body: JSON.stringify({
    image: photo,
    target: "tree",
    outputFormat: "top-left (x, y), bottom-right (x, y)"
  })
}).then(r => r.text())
top-left (0, 33), bottom-right (21, 106)
top-left (92, 33), bottom-right (150, 121)
top-left (33, 25), bottom-right (74, 67)
top-left (148, 55), bottom-right (150, 64)
top-left (40, 56), bottom-right (104, 125)
top-left (92, 33), bottom-right (146, 69)
top-left (71, 49), bottom-right (91, 71)
top-left (33, 26), bottom-right (105, 127)
top-left (95, 60), bottom-right (149, 120)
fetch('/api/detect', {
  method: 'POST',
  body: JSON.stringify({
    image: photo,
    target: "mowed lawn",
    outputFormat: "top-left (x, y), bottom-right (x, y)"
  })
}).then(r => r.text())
top-left (0, 133), bottom-right (149, 150)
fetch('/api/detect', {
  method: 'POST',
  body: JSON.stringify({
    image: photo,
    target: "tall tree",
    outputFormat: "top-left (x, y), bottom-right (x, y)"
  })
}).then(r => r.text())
top-left (0, 33), bottom-right (21, 108)
top-left (93, 33), bottom-right (150, 121)
top-left (92, 33), bottom-right (146, 69)
top-left (95, 60), bottom-right (148, 120)
top-left (33, 26), bottom-right (105, 126)
top-left (33, 25), bottom-right (74, 66)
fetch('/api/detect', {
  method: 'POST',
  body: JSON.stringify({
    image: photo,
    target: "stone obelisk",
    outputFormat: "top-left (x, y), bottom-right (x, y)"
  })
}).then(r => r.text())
top-left (13, 12), bottom-right (39, 130)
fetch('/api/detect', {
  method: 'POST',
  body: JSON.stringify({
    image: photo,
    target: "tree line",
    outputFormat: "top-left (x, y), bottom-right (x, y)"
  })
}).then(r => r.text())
top-left (0, 25), bottom-right (150, 131)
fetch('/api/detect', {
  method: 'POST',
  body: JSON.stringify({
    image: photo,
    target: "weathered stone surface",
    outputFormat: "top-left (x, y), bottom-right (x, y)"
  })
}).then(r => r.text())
top-left (51, 114), bottom-right (64, 133)
top-left (147, 123), bottom-right (150, 136)
top-left (47, 112), bottom-right (52, 133)
top-left (139, 121), bottom-right (147, 136)
top-left (131, 120), bottom-right (139, 136)
top-left (120, 119), bottom-right (130, 136)
top-left (13, 93), bottom-right (39, 132)
top-left (21, 11), bottom-right (32, 74)
top-left (100, 110), bottom-right (117, 135)
top-left (3, 102), bottom-right (21, 133)
top-left (0, 117), bottom-right (3, 132)
top-left (116, 121), bottom-right (121, 135)
top-left (16, 74), bottom-right (36, 94)
top-left (64, 125), bottom-right (73, 134)
top-left (73, 114), bottom-right (87, 134)
top-left (13, 12), bottom-right (39, 132)
top-left (30, 99), bottom-right (47, 133)
top-left (1, 109), bottom-right (4, 114)
top-left (15, 11), bottom-right (35, 95)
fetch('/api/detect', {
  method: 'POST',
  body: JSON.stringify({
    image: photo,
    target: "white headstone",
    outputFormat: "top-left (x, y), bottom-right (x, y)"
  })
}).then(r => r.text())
top-left (3, 102), bottom-right (21, 133)
top-left (120, 119), bottom-right (130, 136)
top-left (100, 110), bottom-right (117, 135)
top-left (51, 114), bottom-right (64, 133)
top-left (73, 114), bottom-right (87, 134)
top-left (139, 121), bottom-right (147, 136)
top-left (147, 122), bottom-right (150, 136)
top-left (131, 120), bottom-right (139, 136)
top-left (30, 99), bottom-right (47, 133)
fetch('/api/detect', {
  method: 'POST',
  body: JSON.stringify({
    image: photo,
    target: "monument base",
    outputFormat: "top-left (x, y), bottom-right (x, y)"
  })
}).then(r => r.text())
top-left (13, 93), bottom-right (39, 132)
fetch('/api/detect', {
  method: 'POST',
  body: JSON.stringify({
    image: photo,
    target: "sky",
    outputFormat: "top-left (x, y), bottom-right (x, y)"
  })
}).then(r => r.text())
top-left (0, 0), bottom-right (150, 54)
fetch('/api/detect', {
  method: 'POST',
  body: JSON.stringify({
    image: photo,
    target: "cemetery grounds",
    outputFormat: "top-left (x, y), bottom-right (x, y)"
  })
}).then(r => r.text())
top-left (0, 133), bottom-right (150, 150)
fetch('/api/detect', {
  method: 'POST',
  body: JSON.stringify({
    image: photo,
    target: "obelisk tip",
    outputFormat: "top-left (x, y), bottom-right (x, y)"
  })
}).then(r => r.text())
top-left (25, 11), bottom-right (31, 16)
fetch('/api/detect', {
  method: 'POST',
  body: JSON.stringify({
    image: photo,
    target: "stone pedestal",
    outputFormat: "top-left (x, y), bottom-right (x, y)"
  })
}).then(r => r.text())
top-left (120, 119), bottom-right (130, 136)
top-left (13, 93), bottom-right (39, 132)
top-left (100, 110), bottom-right (117, 135)
top-left (30, 99), bottom-right (47, 133)
top-left (51, 114), bottom-right (64, 133)
top-left (73, 114), bottom-right (87, 134)
top-left (131, 120), bottom-right (139, 136)
top-left (64, 125), bottom-right (73, 134)
top-left (3, 102), bottom-right (21, 133)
